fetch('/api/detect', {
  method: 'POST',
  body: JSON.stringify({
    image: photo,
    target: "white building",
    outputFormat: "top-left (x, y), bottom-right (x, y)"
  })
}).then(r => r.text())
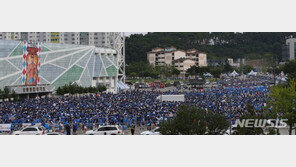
top-left (147, 47), bottom-right (207, 67)
top-left (147, 47), bottom-right (186, 66)
top-left (198, 52), bottom-right (207, 67)
top-left (282, 37), bottom-right (296, 61)
top-left (173, 58), bottom-right (196, 76)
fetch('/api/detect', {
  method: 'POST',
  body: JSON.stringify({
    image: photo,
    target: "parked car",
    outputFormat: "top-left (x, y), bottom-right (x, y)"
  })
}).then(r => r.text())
top-left (140, 127), bottom-right (161, 135)
top-left (85, 125), bottom-right (123, 135)
top-left (13, 126), bottom-right (46, 135)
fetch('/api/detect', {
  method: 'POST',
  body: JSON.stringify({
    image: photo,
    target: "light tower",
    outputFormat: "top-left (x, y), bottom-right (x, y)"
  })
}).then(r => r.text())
top-left (111, 32), bottom-right (125, 83)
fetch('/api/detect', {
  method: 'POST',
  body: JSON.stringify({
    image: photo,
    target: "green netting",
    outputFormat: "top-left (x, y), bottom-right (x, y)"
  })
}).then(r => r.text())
top-left (99, 66), bottom-right (107, 77)
top-left (39, 53), bottom-right (47, 63)
top-left (108, 55), bottom-right (117, 65)
top-left (0, 73), bottom-right (21, 89)
top-left (106, 65), bottom-right (117, 77)
top-left (77, 51), bottom-right (92, 68)
top-left (88, 54), bottom-right (95, 77)
top-left (39, 76), bottom-right (50, 84)
top-left (101, 55), bottom-right (113, 68)
top-left (51, 55), bottom-right (72, 69)
top-left (45, 49), bottom-right (80, 62)
top-left (0, 60), bottom-right (19, 78)
top-left (0, 40), bottom-right (20, 58)
top-left (13, 75), bottom-right (22, 85)
top-left (8, 43), bottom-right (50, 57)
top-left (69, 50), bottom-right (90, 67)
top-left (9, 42), bottom-right (23, 57)
top-left (7, 58), bottom-right (23, 70)
top-left (43, 43), bottom-right (82, 51)
top-left (41, 45), bottom-right (51, 52)
top-left (79, 67), bottom-right (92, 87)
top-left (53, 65), bottom-right (83, 88)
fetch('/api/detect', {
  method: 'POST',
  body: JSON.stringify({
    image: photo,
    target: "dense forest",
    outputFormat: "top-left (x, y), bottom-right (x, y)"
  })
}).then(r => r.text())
top-left (125, 32), bottom-right (296, 64)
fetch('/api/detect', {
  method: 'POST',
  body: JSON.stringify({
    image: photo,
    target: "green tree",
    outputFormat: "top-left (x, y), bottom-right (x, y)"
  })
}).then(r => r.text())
top-left (209, 66), bottom-right (223, 78)
top-left (3, 87), bottom-right (10, 98)
top-left (0, 89), bottom-right (3, 99)
top-left (268, 79), bottom-right (296, 135)
top-left (129, 72), bottom-right (137, 78)
top-left (159, 105), bottom-right (228, 135)
top-left (223, 62), bottom-right (233, 73)
top-left (239, 65), bottom-right (254, 74)
top-left (233, 105), bottom-right (265, 135)
top-left (206, 111), bottom-right (229, 135)
top-left (172, 67), bottom-right (180, 77)
top-left (126, 32), bottom-right (296, 64)
top-left (186, 65), bottom-right (199, 77)
top-left (283, 60), bottom-right (296, 80)
top-left (56, 84), bottom-right (107, 95)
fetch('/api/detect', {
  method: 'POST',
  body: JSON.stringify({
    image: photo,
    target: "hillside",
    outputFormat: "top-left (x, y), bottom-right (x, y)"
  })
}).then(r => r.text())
top-left (125, 32), bottom-right (296, 64)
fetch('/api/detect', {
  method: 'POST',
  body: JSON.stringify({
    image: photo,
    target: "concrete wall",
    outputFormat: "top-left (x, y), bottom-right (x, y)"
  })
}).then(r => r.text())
top-left (164, 52), bottom-right (173, 64)
top-left (174, 50), bottom-right (186, 60)
top-left (147, 53), bottom-right (156, 65)
top-left (198, 53), bottom-right (207, 67)
top-left (183, 59), bottom-right (196, 71)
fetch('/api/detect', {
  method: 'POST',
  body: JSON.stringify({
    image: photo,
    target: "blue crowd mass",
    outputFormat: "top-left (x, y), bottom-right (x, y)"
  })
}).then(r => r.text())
top-left (0, 76), bottom-right (274, 131)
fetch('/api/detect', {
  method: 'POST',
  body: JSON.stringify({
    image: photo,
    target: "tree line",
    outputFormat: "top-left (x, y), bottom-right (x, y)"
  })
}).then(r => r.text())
top-left (126, 62), bottom-right (180, 79)
top-left (126, 61), bottom-right (254, 79)
top-left (125, 32), bottom-right (296, 63)
top-left (0, 87), bottom-right (18, 101)
top-left (56, 83), bottom-right (107, 95)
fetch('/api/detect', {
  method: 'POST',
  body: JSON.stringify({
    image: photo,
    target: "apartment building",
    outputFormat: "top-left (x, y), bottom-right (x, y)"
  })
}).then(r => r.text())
top-left (0, 32), bottom-right (114, 48)
top-left (198, 52), bottom-right (207, 67)
top-left (282, 37), bottom-right (296, 61)
top-left (147, 47), bottom-right (207, 67)
top-left (147, 47), bottom-right (186, 66)
top-left (173, 58), bottom-right (196, 76)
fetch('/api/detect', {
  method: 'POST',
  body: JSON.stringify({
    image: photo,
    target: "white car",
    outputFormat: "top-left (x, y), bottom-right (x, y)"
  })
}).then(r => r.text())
top-left (140, 127), bottom-right (161, 135)
top-left (13, 126), bottom-right (46, 135)
top-left (85, 125), bottom-right (123, 135)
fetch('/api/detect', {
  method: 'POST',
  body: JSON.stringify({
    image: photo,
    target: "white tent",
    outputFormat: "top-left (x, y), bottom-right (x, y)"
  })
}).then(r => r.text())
top-left (229, 70), bottom-right (239, 77)
top-left (280, 71), bottom-right (285, 77)
top-left (203, 73), bottom-right (213, 77)
top-left (247, 70), bottom-right (257, 76)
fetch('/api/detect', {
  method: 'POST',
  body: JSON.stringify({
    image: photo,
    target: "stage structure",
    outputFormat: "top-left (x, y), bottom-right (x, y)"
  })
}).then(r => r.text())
top-left (109, 32), bottom-right (126, 92)
top-left (0, 39), bottom-right (120, 96)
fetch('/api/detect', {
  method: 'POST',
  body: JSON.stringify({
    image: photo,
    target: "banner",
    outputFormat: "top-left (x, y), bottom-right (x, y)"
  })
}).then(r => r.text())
top-left (0, 124), bottom-right (11, 132)
top-left (22, 41), bottom-right (41, 86)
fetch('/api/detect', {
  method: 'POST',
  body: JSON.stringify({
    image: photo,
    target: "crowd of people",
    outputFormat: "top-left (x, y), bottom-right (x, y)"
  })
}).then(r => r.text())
top-left (0, 76), bottom-right (274, 133)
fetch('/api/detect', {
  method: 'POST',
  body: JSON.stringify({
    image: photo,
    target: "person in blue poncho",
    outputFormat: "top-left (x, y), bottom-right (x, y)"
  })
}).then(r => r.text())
top-left (44, 123), bottom-right (50, 133)
top-left (0, 75), bottom-right (273, 134)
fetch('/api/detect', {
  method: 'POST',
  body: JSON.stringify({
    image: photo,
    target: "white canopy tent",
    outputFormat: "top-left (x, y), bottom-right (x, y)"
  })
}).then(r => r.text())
top-left (229, 70), bottom-right (239, 77)
top-left (203, 73), bottom-right (213, 77)
top-left (281, 77), bottom-right (287, 82)
top-left (247, 70), bottom-right (257, 76)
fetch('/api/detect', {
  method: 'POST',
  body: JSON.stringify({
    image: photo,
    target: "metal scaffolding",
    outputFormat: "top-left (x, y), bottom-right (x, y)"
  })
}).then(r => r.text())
top-left (110, 32), bottom-right (125, 83)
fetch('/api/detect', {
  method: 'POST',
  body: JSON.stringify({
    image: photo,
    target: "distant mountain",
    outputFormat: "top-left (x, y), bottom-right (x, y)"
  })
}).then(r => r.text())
top-left (125, 32), bottom-right (296, 64)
